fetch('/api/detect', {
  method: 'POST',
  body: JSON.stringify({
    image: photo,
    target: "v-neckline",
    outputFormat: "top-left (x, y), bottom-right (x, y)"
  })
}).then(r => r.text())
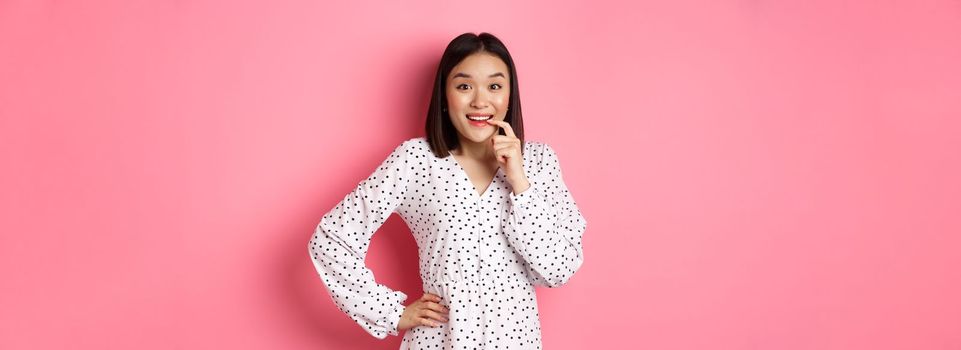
top-left (447, 151), bottom-right (502, 200)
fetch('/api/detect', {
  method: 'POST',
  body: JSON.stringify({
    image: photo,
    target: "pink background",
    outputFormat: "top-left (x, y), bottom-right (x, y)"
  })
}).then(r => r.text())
top-left (2, 0), bottom-right (960, 349)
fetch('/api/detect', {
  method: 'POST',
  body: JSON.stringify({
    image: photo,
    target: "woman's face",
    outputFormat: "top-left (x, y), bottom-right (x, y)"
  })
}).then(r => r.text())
top-left (446, 52), bottom-right (511, 145)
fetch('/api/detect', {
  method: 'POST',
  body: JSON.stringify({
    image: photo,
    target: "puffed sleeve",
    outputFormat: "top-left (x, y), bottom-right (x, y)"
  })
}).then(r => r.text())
top-left (503, 143), bottom-right (588, 288)
top-left (307, 140), bottom-right (412, 339)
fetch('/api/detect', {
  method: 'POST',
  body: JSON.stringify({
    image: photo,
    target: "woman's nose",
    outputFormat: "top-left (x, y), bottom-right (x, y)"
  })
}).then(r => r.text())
top-left (471, 91), bottom-right (490, 108)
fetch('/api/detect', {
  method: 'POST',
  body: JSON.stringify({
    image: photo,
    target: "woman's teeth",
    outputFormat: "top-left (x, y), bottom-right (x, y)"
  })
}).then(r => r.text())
top-left (467, 115), bottom-right (492, 121)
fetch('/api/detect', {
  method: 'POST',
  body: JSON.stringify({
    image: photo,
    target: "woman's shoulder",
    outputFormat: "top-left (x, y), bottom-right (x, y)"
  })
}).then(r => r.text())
top-left (394, 137), bottom-right (434, 159)
top-left (524, 140), bottom-right (573, 176)
top-left (523, 138), bottom-right (547, 151)
top-left (401, 136), bottom-right (429, 152)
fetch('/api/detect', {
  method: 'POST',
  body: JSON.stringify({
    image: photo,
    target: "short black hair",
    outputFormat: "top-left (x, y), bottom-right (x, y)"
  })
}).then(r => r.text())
top-left (424, 32), bottom-right (525, 158)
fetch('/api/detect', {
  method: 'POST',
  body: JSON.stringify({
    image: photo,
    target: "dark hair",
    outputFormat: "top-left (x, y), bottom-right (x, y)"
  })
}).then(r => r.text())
top-left (425, 32), bottom-right (525, 158)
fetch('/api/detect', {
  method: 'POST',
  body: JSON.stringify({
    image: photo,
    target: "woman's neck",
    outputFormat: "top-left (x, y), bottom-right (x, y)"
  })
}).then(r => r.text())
top-left (453, 136), bottom-right (495, 162)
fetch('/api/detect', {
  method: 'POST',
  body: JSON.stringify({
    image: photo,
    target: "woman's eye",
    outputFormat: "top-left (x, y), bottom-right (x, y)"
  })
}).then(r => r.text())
top-left (457, 84), bottom-right (470, 90)
top-left (490, 84), bottom-right (502, 90)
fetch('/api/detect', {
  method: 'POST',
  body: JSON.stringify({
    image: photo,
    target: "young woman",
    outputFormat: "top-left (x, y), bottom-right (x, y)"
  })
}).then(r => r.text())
top-left (308, 32), bottom-right (588, 349)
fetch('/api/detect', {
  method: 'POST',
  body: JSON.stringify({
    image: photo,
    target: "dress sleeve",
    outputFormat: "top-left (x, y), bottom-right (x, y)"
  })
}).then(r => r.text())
top-left (307, 140), bottom-right (412, 339)
top-left (503, 143), bottom-right (588, 288)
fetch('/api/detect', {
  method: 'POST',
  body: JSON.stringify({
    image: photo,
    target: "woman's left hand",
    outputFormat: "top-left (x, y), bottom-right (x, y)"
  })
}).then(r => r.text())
top-left (486, 119), bottom-right (530, 194)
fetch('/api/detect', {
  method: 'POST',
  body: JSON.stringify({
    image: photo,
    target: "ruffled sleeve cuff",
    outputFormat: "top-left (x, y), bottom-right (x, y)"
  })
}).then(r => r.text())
top-left (508, 178), bottom-right (541, 209)
top-left (383, 290), bottom-right (408, 337)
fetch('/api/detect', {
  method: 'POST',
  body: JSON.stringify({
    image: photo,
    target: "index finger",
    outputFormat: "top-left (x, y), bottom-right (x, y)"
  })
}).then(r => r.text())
top-left (485, 119), bottom-right (515, 138)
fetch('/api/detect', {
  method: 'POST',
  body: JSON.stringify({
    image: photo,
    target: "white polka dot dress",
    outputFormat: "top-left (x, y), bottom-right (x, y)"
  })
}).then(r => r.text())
top-left (308, 136), bottom-right (587, 349)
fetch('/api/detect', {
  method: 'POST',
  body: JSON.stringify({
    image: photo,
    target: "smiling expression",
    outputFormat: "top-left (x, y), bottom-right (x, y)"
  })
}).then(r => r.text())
top-left (446, 52), bottom-right (511, 143)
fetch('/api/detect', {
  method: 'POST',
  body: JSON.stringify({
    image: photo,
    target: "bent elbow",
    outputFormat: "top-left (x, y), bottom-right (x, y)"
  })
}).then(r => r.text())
top-left (307, 225), bottom-right (324, 257)
top-left (541, 256), bottom-right (584, 288)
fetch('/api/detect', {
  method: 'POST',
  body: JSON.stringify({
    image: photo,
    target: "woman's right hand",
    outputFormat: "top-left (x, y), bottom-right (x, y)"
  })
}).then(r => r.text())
top-left (398, 292), bottom-right (450, 331)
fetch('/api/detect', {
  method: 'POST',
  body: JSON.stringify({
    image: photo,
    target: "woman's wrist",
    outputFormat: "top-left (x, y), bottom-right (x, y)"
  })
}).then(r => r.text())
top-left (509, 177), bottom-right (531, 195)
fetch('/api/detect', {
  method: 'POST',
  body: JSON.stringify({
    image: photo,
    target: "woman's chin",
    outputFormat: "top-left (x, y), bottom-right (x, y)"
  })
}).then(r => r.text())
top-left (464, 129), bottom-right (496, 143)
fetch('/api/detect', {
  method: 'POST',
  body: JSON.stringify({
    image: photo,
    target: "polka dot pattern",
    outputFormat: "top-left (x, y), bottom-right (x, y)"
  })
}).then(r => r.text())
top-left (308, 137), bottom-right (588, 348)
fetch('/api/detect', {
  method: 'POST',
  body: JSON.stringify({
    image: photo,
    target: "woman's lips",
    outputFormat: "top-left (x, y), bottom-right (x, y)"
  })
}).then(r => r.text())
top-left (466, 114), bottom-right (493, 128)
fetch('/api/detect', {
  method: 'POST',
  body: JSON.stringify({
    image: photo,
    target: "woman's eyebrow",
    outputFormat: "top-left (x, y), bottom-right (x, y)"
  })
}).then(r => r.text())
top-left (452, 72), bottom-right (506, 79)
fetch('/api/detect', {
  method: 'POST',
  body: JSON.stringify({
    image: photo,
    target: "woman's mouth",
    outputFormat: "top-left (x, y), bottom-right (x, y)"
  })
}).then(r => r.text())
top-left (466, 114), bottom-right (493, 127)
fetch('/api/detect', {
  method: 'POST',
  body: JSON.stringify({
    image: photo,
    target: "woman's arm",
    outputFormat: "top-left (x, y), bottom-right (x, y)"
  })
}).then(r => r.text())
top-left (307, 140), bottom-right (412, 339)
top-left (503, 143), bottom-right (588, 288)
